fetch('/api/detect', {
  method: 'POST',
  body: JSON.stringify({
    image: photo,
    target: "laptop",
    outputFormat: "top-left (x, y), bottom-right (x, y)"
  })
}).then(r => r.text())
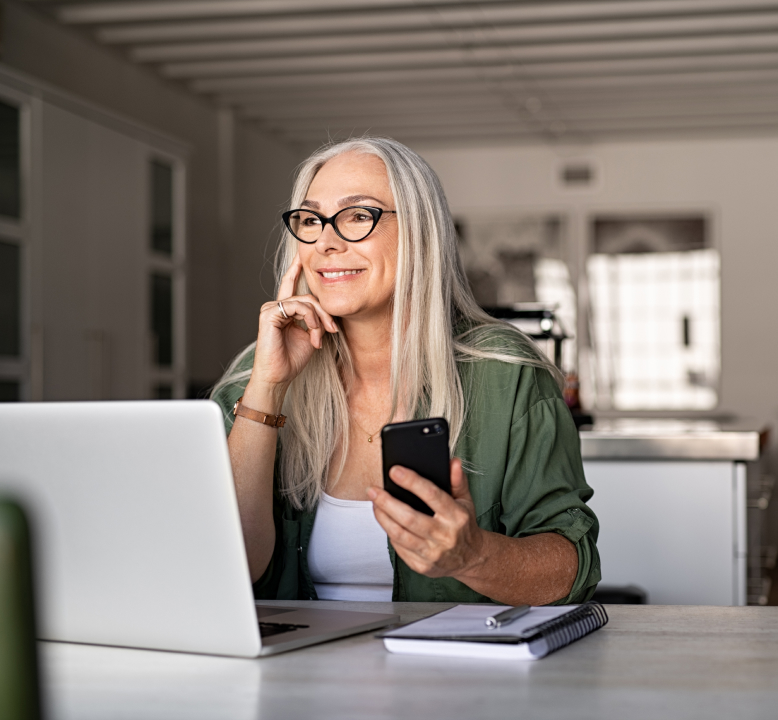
top-left (0, 400), bottom-right (398, 657)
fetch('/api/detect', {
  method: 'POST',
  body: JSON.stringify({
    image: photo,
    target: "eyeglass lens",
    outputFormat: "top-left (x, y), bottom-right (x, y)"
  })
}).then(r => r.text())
top-left (288, 207), bottom-right (377, 242)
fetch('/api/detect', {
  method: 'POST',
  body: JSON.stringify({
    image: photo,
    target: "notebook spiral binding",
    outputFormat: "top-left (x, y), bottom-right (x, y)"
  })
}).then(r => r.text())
top-left (525, 601), bottom-right (608, 655)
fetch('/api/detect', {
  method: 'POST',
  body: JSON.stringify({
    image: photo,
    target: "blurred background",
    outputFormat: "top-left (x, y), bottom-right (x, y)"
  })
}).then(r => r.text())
top-left (1, 0), bottom-right (777, 604)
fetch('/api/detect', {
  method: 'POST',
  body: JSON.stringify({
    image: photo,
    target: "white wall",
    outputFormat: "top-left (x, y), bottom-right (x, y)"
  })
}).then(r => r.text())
top-left (2, 0), bottom-right (302, 390)
top-left (416, 138), bottom-right (778, 463)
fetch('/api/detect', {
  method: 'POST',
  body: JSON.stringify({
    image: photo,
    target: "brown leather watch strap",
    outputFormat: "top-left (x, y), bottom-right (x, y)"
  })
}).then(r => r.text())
top-left (232, 396), bottom-right (286, 428)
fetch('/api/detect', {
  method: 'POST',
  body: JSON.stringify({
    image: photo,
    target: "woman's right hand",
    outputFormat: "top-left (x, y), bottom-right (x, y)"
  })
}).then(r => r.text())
top-left (248, 254), bottom-right (339, 395)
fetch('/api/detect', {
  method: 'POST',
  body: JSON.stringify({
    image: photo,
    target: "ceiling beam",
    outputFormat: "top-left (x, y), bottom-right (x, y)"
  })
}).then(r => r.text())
top-left (264, 102), bottom-right (778, 134)
top-left (273, 111), bottom-right (778, 143)
top-left (190, 57), bottom-right (778, 93)
top-left (358, 113), bottom-right (778, 135)
top-left (159, 33), bottom-right (778, 79)
top-left (239, 98), bottom-right (516, 119)
top-left (191, 66), bottom-right (494, 93)
top-left (50, 0), bottom-right (778, 26)
top-left (216, 73), bottom-right (778, 108)
top-left (219, 82), bottom-right (503, 107)
top-left (94, 1), bottom-right (778, 44)
top-left (129, 11), bottom-right (778, 63)
top-left (398, 123), bottom-right (778, 146)
top-left (258, 109), bottom-right (528, 131)
top-left (244, 96), bottom-right (778, 126)
top-left (54, 0), bottom-right (458, 24)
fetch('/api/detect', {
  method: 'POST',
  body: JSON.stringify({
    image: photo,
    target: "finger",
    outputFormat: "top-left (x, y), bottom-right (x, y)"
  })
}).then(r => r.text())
top-left (267, 299), bottom-right (319, 330)
top-left (277, 253), bottom-right (302, 302)
top-left (260, 300), bottom-right (295, 331)
top-left (275, 300), bottom-right (323, 349)
top-left (369, 486), bottom-right (435, 536)
top-left (388, 465), bottom-right (454, 515)
top-left (372, 506), bottom-right (428, 555)
top-left (393, 549), bottom-right (437, 577)
top-left (449, 458), bottom-right (471, 501)
top-left (372, 515), bottom-right (438, 577)
top-left (273, 290), bottom-right (338, 336)
top-left (263, 296), bottom-right (330, 349)
top-left (294, 294), bottom-right (339, 334)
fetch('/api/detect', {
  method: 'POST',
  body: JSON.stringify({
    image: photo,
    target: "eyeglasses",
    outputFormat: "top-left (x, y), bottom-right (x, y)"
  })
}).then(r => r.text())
top-left (282, 205), bottom-right (397, 244)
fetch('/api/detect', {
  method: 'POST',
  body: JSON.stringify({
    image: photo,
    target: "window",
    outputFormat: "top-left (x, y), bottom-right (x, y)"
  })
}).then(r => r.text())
top-left (0, 95), bottom-right (25, 401)
top-left (0, 100), bottom-right (20, 219)
top-left (586, 216), bottom-right (719, 410)
top-left (455, 210), bottom-right (720, 413)
top-left (0, 380), bottom-right (19, 402)
top-left (150, 160), bottom-right (173, 256)
top-left (150, 272), bottom-right (173, 368)
top-left (0, 240), bottom-right (20, 357)
top-left (147, 156), bottom-right (185, 398)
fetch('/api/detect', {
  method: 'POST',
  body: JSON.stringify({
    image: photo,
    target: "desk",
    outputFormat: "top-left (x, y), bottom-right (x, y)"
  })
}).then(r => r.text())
top-left (42, 602), bottom-right (778, 720)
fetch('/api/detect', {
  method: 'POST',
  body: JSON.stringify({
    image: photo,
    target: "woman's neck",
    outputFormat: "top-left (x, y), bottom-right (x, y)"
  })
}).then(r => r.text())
top-left (341, 313), bottom-right (392, 388)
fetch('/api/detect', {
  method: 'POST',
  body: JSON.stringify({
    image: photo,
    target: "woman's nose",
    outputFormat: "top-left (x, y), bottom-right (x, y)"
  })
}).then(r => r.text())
top-left (314, 222), bottom-right (346, 253)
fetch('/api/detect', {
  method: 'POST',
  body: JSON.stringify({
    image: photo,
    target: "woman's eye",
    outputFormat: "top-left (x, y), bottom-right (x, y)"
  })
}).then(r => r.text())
top-left (302, 216), bottom-right (321, 226)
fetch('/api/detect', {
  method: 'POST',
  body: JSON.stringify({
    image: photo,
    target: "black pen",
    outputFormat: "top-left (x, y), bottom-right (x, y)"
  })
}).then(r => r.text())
top-left (484, 604), bottom-right (531, 629)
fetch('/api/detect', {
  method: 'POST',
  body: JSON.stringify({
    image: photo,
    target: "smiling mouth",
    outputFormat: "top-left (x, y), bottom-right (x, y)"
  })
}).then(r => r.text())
top-left (319, 269), bottom-right (365, 279)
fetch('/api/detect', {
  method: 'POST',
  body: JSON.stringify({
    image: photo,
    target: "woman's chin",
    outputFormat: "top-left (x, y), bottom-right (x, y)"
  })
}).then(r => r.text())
top-left (317, 294), bottom-right (391, 323)
top-left (324, 303), bottom-right (385, 322)
top-left (319, 300), bottom-right (360, 319)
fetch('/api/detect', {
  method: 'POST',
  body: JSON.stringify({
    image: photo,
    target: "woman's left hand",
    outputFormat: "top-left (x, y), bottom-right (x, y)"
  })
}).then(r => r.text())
top-left (367, 459), bottom-right (485, 579)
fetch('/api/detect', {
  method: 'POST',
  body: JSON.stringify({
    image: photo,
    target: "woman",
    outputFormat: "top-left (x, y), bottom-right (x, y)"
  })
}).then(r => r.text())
top-left (211, 137), bottom-right (599, 606)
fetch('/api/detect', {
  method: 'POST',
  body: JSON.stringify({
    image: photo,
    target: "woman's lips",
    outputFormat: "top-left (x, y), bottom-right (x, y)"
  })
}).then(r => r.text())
top-left (317, 268), bottom-right (366, 281)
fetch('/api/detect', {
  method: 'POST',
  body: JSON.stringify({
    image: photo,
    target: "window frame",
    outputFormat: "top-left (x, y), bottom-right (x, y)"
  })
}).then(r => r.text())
top-left (146, 151), bottom-right (187, 400)
top-left (580, 207), bottom-right (722, 417)
top-left (0, 86), bottom-right (33, 401)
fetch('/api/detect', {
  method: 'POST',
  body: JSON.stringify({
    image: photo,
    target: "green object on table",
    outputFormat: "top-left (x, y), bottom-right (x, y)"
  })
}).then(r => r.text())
top-left (0, 499), bottom-right (42, 720)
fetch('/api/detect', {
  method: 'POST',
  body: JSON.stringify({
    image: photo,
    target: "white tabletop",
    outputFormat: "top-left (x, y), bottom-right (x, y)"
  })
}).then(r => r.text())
top-left (41, 602), bottom-right (778, 720)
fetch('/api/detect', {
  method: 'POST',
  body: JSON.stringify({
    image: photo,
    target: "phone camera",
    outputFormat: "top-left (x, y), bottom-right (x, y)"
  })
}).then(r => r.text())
top-left (432, 423), bottom-right (442, 434)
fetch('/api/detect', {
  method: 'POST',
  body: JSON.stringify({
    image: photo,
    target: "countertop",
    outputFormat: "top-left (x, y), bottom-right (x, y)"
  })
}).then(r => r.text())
top-left (41, 602), bottom-right (778, 720)
top-left (579, 418), bottom-right (764, 461)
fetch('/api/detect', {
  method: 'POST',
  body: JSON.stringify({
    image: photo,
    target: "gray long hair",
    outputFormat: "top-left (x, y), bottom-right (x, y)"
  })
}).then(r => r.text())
top-left (212, 137), bottom-right (558, 511)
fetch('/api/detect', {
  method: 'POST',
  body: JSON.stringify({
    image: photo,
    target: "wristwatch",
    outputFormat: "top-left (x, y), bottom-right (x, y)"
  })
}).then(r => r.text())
top-left (232, 396), bottom-right (286, 428)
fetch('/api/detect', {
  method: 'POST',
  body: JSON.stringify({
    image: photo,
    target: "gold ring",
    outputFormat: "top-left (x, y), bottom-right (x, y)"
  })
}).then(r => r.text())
top-left (278, 302), bottom-right (289, 319)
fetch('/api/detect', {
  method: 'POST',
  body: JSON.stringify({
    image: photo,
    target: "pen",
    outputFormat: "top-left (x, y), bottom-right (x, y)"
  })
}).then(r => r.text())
top-left (485, 604), bottom-right (531, 629)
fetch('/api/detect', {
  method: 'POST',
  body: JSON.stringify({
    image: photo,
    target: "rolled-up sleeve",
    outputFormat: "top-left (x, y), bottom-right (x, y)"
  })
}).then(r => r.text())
top-left (499, 371), bottom-right (601, 605)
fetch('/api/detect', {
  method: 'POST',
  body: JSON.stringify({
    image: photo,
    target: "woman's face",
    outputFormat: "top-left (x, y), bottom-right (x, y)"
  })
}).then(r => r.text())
top-left (297, 151), bottom-right (399, 322)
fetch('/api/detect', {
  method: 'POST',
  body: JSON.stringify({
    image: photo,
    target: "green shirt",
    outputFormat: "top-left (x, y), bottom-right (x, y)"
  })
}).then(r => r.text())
top-left (213, 351), bottom-right (600, 605)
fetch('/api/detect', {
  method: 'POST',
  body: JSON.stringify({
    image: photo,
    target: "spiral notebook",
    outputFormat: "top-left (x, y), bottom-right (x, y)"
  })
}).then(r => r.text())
top-left (380, 602), bottom-right (608, 660)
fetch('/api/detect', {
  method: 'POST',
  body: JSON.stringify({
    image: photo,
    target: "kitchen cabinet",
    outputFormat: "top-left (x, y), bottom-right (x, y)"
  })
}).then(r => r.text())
top-left (581, 420), bottom-right (763, 605)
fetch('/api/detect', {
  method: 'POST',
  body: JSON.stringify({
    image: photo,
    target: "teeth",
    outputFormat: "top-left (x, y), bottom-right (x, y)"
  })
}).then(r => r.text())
top-left (322, 270), bottom-right (362, 278)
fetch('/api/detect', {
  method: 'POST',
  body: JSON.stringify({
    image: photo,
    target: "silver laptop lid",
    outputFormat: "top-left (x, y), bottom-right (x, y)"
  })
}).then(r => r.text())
top-left (0, 400), bottom-right (262, 657)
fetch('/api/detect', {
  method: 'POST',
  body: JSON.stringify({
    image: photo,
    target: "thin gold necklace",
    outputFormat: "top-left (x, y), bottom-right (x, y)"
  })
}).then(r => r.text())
top-left (350, 414), bottom-right (382, 443)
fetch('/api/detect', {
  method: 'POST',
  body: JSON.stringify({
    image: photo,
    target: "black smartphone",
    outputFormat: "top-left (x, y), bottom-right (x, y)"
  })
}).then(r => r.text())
top-left (381, 418), bottom-right (451, 516)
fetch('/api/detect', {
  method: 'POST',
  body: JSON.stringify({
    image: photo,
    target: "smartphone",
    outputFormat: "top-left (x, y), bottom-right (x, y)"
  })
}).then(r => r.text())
top-left (381, 418), bottom-right (451, 516)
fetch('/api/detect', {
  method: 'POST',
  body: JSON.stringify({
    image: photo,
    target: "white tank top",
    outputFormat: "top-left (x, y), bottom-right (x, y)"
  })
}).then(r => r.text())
top-left (308, 492), bottom-right (393, 601)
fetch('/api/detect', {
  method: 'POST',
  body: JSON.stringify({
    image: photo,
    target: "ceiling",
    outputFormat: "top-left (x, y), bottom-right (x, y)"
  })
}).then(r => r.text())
top-left (24, 0), bottom-right (778, 147)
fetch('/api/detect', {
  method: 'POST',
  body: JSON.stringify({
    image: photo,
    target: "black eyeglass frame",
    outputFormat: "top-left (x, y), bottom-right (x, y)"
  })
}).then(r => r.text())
top-left (282, 205), bottom-right (397, 244)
